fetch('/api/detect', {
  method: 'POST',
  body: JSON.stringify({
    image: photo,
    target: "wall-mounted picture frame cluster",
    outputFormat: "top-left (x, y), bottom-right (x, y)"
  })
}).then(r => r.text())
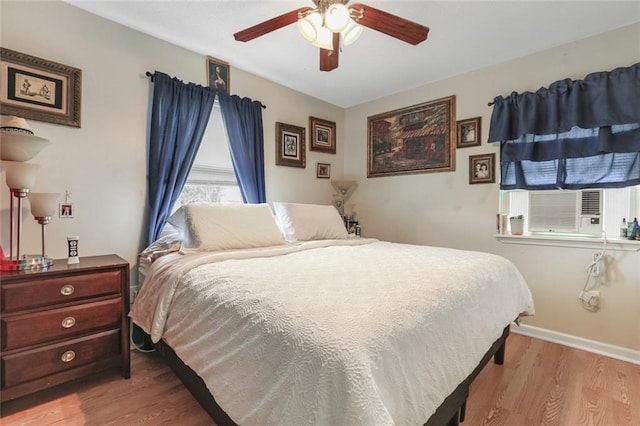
top-left (207, 56), bottom-right (230, 95)
top-left (0, 47), bottom-right (82, 127)
top-left (275, 116), bottom-right (337, 168)
top-left (276, 122), bottom-right (306, 168)
top-left (316, 162), bottom-right (331, 178)
top-left (309, 116), bottom-right (336, 154)
top-left (469, 153), bottom-right (495, 184)
top-left (367, 95), bottom-right (456, 178)
top-left (456, 116), bottom-right (481, 148)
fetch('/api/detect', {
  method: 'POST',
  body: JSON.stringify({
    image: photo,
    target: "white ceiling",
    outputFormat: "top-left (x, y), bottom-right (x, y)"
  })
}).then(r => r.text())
top-left (65, 1), bottom-right (640, 108)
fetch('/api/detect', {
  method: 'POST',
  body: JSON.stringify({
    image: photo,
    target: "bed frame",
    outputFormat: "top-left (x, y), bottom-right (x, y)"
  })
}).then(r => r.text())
top-left (144, 325), bottom-right (510, 426)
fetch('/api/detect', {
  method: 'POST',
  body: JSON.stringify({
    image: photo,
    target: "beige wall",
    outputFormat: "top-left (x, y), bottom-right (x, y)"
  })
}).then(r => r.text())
top-left (1, 1), bottom-right (343, 285)
top-left (2, 1), bottom-right (638, 352)
top-left (344, 23), bottom-right (640, 351)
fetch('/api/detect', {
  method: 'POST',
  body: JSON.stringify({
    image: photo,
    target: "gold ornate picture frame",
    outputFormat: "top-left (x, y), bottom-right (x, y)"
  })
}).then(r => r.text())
top-left (309, 116), bottom-right (336, 154)
top-left (276, 122), bottom-right (306, 168)
top-left (316, 162), bottom-right (331, 178)
top-left (457, 116), bottom-right (481, 148)
top-left (469, 153), bottom-right (496, 184)
top-left (207, 56), bottom-right (230, 94)
top-left (0, 47), bottom-right (82, 127)
top-left (367, 95), bottom-right (456, 177)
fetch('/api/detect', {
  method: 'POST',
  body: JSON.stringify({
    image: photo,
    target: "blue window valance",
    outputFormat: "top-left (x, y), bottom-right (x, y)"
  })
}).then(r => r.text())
top-left (489, 62), bottom-right (640, 190)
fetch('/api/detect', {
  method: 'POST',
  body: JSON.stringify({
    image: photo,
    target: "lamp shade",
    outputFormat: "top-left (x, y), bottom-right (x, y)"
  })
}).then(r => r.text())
top-left (325, 4), bottom-right (350, 32)
top-left (0, 116), bottom-right (51, 161)
top-left (28, 192), bottom-right (60, 217)
top-left (312, 26), bottom-right (334, 50)
top-left (341, 19), bottom-right (363, 45)
top-left (1, 160), bottom-right (39, 189)
top-left (0, 132), bottom-right (51, 162)
top-left (331, 180), bottom-right (357, 195)
top-left (298, 11), bottom-right (322, 41)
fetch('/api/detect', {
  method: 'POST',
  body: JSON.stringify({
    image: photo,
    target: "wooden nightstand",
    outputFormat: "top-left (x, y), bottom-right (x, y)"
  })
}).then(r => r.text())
top-left (0, 254), bottom-right (130, 402)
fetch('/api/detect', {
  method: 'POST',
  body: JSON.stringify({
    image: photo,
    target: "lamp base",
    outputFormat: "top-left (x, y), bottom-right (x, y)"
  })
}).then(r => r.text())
top-left (1, 255), bottom-right (54, 271)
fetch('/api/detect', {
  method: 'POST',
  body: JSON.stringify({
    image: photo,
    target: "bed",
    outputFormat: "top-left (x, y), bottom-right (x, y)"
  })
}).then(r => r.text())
top-left (131, 202), bottom-right (534, 426)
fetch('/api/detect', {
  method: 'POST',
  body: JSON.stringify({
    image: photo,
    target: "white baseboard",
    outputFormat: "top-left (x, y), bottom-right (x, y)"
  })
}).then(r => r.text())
top-left (510, 323), bottom-right (640, 365)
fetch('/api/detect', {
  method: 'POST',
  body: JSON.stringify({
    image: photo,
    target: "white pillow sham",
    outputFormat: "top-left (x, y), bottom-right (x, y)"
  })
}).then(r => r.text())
top-left (272, 202), bottom-right (348, 242)
top-left (168, 203), bottom-right (285, 251)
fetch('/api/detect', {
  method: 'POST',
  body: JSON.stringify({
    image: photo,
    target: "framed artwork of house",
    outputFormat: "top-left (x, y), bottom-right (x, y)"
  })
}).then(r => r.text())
top-left (367, 95), bottom-right (456, 177)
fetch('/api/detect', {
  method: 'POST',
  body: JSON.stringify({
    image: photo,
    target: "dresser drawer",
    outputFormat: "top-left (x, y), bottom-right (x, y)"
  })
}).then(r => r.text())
top-left (1, 298), bottom-right (121, 351)
top-left (1, 329), bottom-right (120, 388)
top-left (1, 270), bottom-right (122, 313)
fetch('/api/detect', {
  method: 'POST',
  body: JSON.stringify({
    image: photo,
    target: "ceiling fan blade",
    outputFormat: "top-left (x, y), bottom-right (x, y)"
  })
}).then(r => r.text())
top-left (320, 32), bottom-right (340, 72)
top-left (234, 7), bottom-right (313, 42)
top-left (350, 3), bottom-right (429, 45)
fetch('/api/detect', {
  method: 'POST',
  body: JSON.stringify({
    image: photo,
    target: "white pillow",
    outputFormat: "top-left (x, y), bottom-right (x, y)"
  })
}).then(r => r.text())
top-left (167, 203), bottom-right (285, 251)
top-left (272, 202), bottom-right (348, 242)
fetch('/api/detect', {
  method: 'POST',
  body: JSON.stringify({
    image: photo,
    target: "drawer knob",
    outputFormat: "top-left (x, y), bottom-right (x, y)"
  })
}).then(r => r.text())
top-left (61, 350), bottom-right (76, 363)
top-left (61, 316), bottom-right (76, 328)
top-left (60, 284), bottom-right (75, 296)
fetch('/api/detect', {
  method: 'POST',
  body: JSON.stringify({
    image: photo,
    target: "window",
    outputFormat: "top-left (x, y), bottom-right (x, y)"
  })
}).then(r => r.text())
top-left (490, 64), bottom-right (639, 249)
top-left (499, 185), bottom-right (639, 240)
top-left (161, 103), bottom-right (241, 236)
top-left (176, 102), bottom-right (241, 206)
top-left (499, 124), bottom-right (640, 190)
top-left (489, 63), bottom-right (640, 191)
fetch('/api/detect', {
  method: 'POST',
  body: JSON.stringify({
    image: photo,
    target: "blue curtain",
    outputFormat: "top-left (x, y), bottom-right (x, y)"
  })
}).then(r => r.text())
top-left (489, 62), bottom-right (640, 190)
top-left (218, 91), bottom-right (266, 203)
top-left (146, 72), bottom-right (216, 245)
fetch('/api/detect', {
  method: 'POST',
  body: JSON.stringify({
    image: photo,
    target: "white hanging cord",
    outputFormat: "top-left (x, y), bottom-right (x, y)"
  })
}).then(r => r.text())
top-left (578, 231), bottom-right (607, 312)
top-left (130, 324), bottom-right (156, 353)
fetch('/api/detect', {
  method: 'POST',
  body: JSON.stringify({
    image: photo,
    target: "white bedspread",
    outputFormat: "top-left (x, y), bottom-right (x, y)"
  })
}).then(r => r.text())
top-left (130, 239), bottom-right (534, 426)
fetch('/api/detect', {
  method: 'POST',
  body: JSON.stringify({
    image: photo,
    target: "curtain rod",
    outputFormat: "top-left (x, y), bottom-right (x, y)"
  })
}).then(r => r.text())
top-left (145, 71), bottom-right (266, 109)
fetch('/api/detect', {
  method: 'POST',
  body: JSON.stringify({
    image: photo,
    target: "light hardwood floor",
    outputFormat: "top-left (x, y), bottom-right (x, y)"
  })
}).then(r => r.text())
top-left (1, 334), bottom-right (638, 425)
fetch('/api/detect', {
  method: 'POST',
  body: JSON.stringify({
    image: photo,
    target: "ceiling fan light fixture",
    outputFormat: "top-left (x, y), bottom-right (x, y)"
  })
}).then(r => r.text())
top-left (298, 11), bottom-right (322, 41)
top-left (312, 26), bottom-right (334, 50)
top-left (324, 3), bottom-right (350, 32)
top-left (341, 18), bottom-right (363, 45)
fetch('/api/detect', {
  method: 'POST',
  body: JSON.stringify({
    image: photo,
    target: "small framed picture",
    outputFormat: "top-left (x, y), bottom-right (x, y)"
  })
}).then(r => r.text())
top-left (346, 220), bottom-right (359, 234)
top-left (316, 162), bottom-right (331, 178)
top-left (469, 153), bottom-right (496, 184)
top-left (207, 56), bottom-right (230, 95)
top-left (309, 116), bottom-right (336, 154)
top-left (457, 117), bottom-right (481, 148)
top-left (276, 122), bottom-right (306, 168)
top-left (59, 203), bottom-right (74, 218)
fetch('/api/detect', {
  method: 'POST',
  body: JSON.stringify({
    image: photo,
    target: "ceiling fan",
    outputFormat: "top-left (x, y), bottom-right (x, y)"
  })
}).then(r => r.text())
top-left (233, 0), bottom-right (429, 72)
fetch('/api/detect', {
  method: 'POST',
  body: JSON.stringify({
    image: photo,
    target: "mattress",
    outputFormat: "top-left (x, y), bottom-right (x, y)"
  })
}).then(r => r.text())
top-left (130, 238), bottom-right (534, 425)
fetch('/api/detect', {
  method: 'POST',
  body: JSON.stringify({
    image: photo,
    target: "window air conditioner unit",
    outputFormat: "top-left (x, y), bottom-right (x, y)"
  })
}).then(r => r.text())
top-left (528, 190), bottom-right (602, 235)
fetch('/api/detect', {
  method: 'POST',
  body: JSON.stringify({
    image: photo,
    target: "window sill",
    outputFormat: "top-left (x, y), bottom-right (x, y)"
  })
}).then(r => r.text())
top-left (496, 234), bottom-right (640, 251)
